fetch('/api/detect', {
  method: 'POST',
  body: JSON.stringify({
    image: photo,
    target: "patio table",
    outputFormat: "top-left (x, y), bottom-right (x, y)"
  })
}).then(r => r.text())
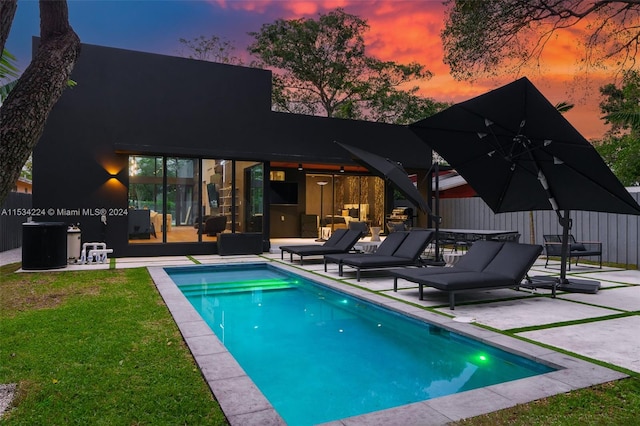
top-left (437, 228), bottom-right (519, 242)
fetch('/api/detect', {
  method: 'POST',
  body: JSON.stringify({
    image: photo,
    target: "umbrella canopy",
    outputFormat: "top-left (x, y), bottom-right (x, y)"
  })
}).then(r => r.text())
top-left (411, 77), bottom-right (640, 216)
top-left (335, 141), bottom-right (431, 214)
top-left (410, 77), bottom-right (640, 290)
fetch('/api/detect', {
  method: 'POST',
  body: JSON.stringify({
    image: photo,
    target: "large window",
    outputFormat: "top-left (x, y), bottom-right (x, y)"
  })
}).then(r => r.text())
top-left (128, 156), bottom-right (263, 244)
top-left (128, 155), bottom-right (199, 243)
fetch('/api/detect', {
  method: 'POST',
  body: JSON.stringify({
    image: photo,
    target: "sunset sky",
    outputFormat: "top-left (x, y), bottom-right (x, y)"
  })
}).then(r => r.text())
top-left (6, 0), bottom-right (615, 139)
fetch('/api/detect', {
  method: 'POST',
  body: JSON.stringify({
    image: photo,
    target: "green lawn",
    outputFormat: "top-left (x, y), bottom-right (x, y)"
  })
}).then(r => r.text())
top-left (1, 262), bottom-right (638, 425)
top-left (0, 263), bottom-right (227, 425)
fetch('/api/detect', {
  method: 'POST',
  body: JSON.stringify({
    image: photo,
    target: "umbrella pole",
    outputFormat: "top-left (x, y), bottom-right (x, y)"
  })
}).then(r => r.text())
top-left (558, 209), bottom-right (572, 296)
top-left (422, 160), bottom-right (443, 265)
top-left (434, 161), bottom-right (441, 263)
top-left (533, 208), bottom-right (600, 295)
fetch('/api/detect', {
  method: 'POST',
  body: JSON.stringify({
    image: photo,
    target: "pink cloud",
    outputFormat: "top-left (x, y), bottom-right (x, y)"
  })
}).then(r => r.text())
top-left (206, 0), bottom-right (612, 139)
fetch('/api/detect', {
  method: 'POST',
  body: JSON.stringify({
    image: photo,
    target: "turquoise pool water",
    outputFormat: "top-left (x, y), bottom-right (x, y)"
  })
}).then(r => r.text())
top-left (167, 263), bottom-right (554, 425)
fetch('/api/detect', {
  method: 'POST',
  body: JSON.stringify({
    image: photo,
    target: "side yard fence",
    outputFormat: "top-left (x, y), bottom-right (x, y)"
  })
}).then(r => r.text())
top-left (439, 192), bottom-right (640, 268)
top-left (0, 192), bottom-right (33, 252)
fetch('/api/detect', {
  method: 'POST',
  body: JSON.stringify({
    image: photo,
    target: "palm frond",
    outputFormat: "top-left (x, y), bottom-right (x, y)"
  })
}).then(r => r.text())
top-left (0, 49), bottom-right (19, 81)
top-left (604, 111), bottom-right (640, 129)
top-left (0, 79), bottom-right (18, 104)
top-left (554, 101), bottom-right (574, 114)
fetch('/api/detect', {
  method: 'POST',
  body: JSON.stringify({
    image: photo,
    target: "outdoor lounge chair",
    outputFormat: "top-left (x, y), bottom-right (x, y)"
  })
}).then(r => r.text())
top-left (543, 234), bottom-right (602, 270)
top-left (324, 230), bottom-right (409, 273)
top-left (325, 230), bottom-right (434, 281)
top-left (280, 229), bottom-right (362, 265)
top-left (390, 240), bottom-right (542, 309)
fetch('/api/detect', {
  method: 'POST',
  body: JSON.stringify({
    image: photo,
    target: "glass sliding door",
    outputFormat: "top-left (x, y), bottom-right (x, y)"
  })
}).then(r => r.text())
top-left (242, 162), bottom-right (264, 233)
top-left (305, 173), bottom-right (385, 236)
top-left (128, 156), bottom-right (265, 244)
top-left (128, 155), bottom-right (163, 241)
top-left (166, 157), bottom-right (200, 242)
top-left (201, 158), bottom-right (233, 239)
top-left (128, 155), bottom-right (200, 243)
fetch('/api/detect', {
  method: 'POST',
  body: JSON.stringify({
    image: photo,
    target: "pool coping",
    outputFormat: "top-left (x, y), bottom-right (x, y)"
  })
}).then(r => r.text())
top-left (148, 261), bottom-right (627, 426)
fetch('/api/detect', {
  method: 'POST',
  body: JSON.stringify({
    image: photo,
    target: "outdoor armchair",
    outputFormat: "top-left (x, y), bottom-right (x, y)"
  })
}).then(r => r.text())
top-left (543, 234), bottom-right (602, 270)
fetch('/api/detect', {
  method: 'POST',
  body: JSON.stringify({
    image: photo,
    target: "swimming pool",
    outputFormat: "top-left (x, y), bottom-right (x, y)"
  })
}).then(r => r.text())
top-left (165, 263), bottom-right (554, 425)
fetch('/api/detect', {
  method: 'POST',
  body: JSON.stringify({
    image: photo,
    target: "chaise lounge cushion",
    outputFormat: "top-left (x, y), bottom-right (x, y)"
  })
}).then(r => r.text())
top-left (452, 240), bottom-right (505, 271)
top-left (324, 231), bottom-right (408, 269)
top-left (340, 255), bottom-right (415, 269)
top-left (280, 229), bottom-right (347, 259)
top-left (390, 231), bottom-right (434, 260)
top-left (391, 240), bottom-right (542, 309)
top-left (333, 230), bottom-right (434, 281)
top-left (483, 242), bottom-right (544, 281)
top-left (340, 231), bottom-right (432, 268)
top-left (391, 240), bottom-right (505, 283)
top-left (413, 271), bottom-right (516, 291)
top-left (412, 242), bottom-right (543, 292)
top-left (280, 229), bottom-right (362, 264)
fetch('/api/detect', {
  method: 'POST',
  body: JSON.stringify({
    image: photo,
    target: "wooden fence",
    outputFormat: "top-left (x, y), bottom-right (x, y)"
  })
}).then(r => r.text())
top-left (439, 192), bottom-right (640, 268)
top-left (0, 192), bottom-right (32, 252)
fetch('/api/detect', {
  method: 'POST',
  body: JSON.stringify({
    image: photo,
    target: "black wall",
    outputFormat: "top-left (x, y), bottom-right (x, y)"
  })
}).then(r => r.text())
top-left (33, 41), bottom-right (431, 256)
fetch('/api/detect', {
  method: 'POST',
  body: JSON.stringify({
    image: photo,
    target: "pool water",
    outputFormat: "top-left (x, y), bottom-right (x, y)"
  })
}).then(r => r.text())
top-left (167, 263), bottom-right (554, 426)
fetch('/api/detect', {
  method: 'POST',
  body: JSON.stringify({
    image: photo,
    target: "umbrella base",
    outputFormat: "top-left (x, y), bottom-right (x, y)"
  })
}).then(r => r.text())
top-left (529, 275), bottom-right (600, 295)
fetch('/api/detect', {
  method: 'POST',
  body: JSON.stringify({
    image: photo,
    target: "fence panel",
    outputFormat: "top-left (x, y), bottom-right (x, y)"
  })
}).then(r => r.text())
top-left (0, 192), bottom-right (33, 252)
top-left (439, 193), bottom-right (640, 268)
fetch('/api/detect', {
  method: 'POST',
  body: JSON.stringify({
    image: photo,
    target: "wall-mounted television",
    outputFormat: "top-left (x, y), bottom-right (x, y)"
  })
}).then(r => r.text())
top-left (270, 181), bottom-right (298, 205)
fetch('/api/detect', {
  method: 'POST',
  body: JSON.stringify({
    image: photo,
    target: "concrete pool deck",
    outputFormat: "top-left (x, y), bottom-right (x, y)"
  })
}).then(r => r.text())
top-left (2, 243), bottom-right (638, 425)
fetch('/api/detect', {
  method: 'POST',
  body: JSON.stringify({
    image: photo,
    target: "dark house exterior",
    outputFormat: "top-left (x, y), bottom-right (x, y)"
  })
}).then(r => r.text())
top-left (32, 41), bottom-right (431, 257)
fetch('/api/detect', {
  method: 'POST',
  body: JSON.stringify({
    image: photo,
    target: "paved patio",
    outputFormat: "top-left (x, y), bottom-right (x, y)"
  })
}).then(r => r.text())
top-left (2, 241), bottom-right (638, 425)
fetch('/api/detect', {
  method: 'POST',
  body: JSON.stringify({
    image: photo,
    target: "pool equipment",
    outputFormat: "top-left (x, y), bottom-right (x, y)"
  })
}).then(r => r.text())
top-left (79, 242), bottom-right (113, 264)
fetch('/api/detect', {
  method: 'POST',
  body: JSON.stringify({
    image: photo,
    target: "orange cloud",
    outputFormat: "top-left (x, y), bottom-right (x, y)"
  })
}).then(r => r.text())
top-left (208, 0), bottom-right (611, 139)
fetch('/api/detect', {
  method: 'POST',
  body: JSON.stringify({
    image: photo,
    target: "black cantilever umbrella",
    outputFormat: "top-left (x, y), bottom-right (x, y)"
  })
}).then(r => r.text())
top-left (336, 141), bottom-right (444, 261)
top-left (335, 141), bottom-right (431, 214)
top-left (410, 77), bottom-right (640, 293)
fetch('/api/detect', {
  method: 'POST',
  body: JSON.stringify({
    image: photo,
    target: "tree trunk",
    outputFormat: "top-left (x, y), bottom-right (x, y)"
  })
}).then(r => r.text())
top-left (0, 0), bottom-right (18, 54)
top-left (529, 210), bottom-right (536, 244)
top-left (0, 0), bottom-right (80, 203)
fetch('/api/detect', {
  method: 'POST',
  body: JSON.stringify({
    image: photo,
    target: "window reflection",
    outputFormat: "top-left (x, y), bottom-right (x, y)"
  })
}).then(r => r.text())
top-left (128, 155), bottom-right (162, 242)
top-left (128, 155), bottom-right (200, 244)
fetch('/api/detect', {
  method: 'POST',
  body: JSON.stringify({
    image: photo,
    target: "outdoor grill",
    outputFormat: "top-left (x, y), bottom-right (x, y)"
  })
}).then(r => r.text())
top-left (387, 207), bottom-right (413, 230)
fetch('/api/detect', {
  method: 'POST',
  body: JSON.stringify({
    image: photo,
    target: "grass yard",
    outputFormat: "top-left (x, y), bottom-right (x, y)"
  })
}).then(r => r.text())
top-left (1, 262), bottom-right (638, 425)
top-left (0, 263), bottom-right (227, 425)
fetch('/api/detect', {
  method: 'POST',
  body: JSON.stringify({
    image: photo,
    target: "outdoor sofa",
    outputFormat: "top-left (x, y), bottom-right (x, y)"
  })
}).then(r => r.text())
top-left (324, 229), bottom-right (434, 281)
top-left (280, 229), bottom-right (363, 265)
top-left (391, 240), bottom-right (542, 309)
